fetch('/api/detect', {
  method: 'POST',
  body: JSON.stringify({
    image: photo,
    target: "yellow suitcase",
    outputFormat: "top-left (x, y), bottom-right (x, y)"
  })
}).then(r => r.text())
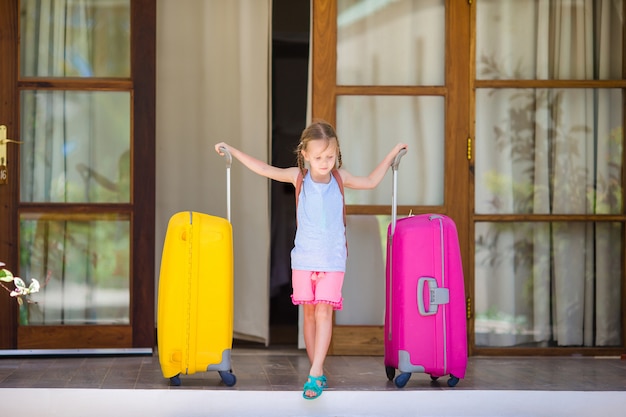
top-left (157, 149), bottom-right (236, 386)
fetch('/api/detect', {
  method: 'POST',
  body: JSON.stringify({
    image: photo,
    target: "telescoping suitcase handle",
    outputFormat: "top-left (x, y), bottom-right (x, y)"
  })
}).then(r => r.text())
top-left (218, 146), bottom-right (232, 222)
top-left (391, 148), bottom-right (407, 236)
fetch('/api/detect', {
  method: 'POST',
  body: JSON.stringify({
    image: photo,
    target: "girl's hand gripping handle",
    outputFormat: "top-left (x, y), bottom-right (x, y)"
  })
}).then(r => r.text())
top-left (392, 147), bottom-right (407, 171)
top-left (219, 146), bottom-right (232, 169)
top-left (390, 147), bottom-right (406, 235)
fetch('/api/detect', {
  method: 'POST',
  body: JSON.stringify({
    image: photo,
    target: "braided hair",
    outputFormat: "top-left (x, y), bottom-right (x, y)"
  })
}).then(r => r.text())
top-left (295, 120), bottom-right (343, 176)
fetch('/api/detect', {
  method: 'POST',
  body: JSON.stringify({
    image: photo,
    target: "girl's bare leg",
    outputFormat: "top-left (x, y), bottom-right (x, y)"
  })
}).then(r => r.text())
top-left (302, 304), bottom-right (317, 364)
top-left (309, 303), bottom-right (333, 377)
top-left (302, 303), bottom-right (333, 398)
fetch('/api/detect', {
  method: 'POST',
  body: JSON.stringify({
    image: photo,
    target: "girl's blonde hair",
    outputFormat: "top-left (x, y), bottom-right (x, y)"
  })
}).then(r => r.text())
top-left (295, 120), bottom-right (343, 175)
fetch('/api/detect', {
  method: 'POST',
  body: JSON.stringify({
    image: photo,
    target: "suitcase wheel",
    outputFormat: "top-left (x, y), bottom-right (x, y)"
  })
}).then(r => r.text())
top-left (430, 375), bottom-right (440, 382)
top-left (219, 370), bottom-right (237, 387)
top-left (394, 372), bottom-right (411, 388)
top-left (169, 374), bottom-right (182, 386)
top-left (447, 375), bottom-right (460, 387)
top-left (385, 366), bottom-right (396, 381)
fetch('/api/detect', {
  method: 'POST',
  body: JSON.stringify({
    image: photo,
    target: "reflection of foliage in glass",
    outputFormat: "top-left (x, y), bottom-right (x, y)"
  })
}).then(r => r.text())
top-left (475, 222), bottom-right (536, 306)
top-left (476, 54), bottom-right (624, 346)
top-left (594, 127), bottom-right (623, 214)
top-left (21, 219), bottom-right (129, 284)
top-left (19, 218), bottom-right (130, 324)
top-left (486, 88), bottom-right (597, 213)
top-left (479, 52), bottom-right (525, 80)
top-left (475, 306), bottom-right (529, 336)
top-left (480, 53), bottom-right (623, 215)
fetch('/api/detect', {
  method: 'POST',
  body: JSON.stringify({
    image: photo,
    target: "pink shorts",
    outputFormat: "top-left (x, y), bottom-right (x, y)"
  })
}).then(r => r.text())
top-left (291, 270), bottom-right (344, 310)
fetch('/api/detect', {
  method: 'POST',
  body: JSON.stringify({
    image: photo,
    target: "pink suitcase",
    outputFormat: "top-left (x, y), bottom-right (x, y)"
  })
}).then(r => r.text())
top-left (384, 150), bottom-right (467, 388)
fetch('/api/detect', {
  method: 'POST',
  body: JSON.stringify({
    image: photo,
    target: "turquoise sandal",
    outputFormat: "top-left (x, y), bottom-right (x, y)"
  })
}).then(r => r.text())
top-left (302, 375), bottom-right (325, 400)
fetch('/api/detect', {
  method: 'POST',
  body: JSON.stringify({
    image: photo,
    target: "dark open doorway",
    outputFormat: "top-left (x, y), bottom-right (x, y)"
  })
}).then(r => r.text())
top-left (269, 0), bottom-right (310, 346)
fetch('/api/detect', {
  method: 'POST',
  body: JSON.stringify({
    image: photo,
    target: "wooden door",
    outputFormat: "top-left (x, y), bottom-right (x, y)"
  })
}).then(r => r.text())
top-left (0, 0), bottom-right (155, 351)
top-left (312, 0), bottom-right (625, 357)
top-left (311, 0), bottom-right (470, 355)
top-left (470, 0), bottom-right (625, 356)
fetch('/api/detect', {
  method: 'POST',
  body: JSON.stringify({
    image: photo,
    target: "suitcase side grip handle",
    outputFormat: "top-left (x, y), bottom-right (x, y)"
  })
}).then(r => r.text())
top-left (417, 277), bottom-right (450, 316)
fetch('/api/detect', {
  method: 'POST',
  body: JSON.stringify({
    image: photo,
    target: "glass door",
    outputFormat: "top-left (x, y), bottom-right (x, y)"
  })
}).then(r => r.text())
top-left (0, 0), bottom-right (155, 351)
top-left (471, 0), bottom-right (625, 354)
top-left (312, 0), bottom-right (471, 355)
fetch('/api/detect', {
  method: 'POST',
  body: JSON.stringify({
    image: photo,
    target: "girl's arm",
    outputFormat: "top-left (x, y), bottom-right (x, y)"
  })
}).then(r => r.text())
top-left (340, 143), bottom-right (408, 190)
top-left (215, 142), bottom-right (299, 185)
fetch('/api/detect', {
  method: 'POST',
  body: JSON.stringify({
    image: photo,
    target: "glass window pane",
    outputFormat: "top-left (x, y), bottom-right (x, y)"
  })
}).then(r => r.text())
top-left (19, 214), bottom-right (130, 326)
top-left (337, 0), bottom-right (445, 85)
top-left (336, 215), bottom-right (389, 325)
top-left (476, 0), bottom-right (623, 80)
top-left (337, 95), bottom-right (444, 206)
top-left (475, 88), bottom-right (623, 214)
top-left (475, 221), bottom-right (622, 348)
top-left (20, 0), bottom-right (131, 77)
top-left (20, 91), bottom-right (131, 203)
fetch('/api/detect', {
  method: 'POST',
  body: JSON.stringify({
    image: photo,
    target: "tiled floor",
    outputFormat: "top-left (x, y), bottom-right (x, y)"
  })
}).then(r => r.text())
top-left (1, 343), bottom-right (625, 392)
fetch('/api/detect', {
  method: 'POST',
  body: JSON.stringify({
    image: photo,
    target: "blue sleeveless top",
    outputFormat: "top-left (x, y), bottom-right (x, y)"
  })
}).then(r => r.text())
top-left (291, 171), bottom-right (347, 272)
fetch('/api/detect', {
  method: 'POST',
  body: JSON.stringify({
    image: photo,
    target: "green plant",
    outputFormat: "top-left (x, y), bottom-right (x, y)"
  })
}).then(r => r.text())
top-left (0, 261), bottom-right (41, 306)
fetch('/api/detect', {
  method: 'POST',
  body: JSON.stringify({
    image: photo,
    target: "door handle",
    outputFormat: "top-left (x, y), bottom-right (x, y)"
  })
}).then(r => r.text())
top-left (0, 125), bottom-right (23, 185)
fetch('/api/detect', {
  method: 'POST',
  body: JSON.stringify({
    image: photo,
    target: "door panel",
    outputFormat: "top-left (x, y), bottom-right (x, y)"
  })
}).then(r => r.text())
top-left (471, 0), bottom-right (625, 355)
top-left (18, 326), bottom-right (131, 350)
top-left (336, 95), bottom-right (445, 207)
top-left (20, 214), bottom-right (131, 325)
top-left (19, 90), bottom-right (131, 203)
top-left (312, 0), bottom-right (470, 355)
top-left (0, 0), bottom-right (155, 351)
top-left (314, 0), bottom-right (625, 357)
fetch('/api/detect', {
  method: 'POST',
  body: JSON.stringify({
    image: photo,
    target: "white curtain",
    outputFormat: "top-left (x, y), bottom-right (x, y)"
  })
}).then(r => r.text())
top-left (335, 0), bottom-right (445, 208)
top-left (156, 0), bottom-right (272, 344)
top-left (475, 0), bottom-right (623, 347)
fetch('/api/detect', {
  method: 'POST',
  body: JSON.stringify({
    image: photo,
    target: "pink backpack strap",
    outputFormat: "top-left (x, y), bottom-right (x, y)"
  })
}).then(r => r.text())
top-left (295, 169), bottom-right (305, 220)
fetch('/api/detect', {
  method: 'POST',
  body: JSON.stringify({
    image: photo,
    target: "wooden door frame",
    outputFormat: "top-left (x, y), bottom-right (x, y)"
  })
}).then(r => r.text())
top-left (0, 0), bottom-right (19, 348)
top-left (130, 0), bottom-right (156, 350)
top-left (312, 0), bottom-right (471, 355)
top-left (0, 0), bottom-right (156, 350)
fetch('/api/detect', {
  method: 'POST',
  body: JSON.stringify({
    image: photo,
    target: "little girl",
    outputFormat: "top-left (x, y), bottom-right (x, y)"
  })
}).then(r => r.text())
top-left (215, 120), bottom-right (407, 400)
